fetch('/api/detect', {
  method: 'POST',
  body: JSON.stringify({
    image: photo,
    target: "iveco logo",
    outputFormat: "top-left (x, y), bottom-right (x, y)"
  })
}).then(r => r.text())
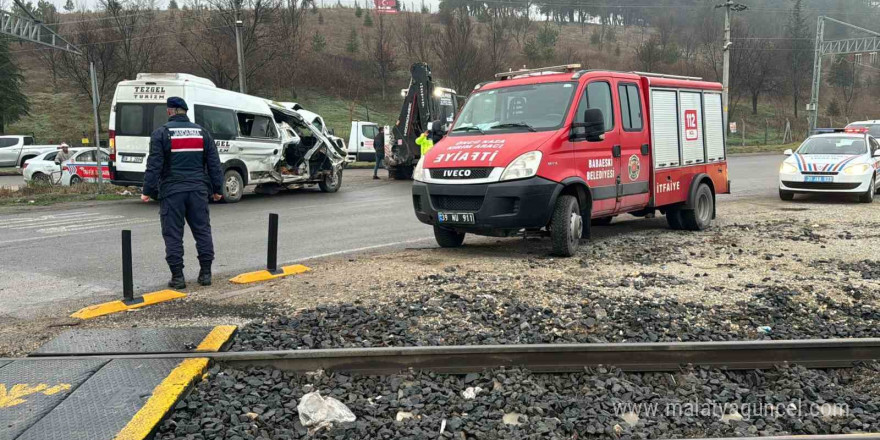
top-left (443, 169), bottom-right (472, 177)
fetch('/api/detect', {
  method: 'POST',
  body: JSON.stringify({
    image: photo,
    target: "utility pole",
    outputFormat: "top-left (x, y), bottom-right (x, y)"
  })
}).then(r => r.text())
top-left (235, 17), bottom-right (247, 94)
top-left (90, 62), bottom-right (103, 186)
top-left (716, 1), bottom-right (748, 133)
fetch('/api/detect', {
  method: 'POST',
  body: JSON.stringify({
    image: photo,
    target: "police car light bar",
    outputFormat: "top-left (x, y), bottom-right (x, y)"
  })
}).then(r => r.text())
top-left (495, 64), bottom-right (582, 80)
top-left (845, 127), bottom-right (869, 133)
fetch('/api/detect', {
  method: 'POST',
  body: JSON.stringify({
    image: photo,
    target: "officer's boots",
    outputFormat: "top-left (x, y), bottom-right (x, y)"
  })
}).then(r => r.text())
top-left (198, 265), bottom-right (212, 286)
top-left (168, 269), bottom-right (186, 289)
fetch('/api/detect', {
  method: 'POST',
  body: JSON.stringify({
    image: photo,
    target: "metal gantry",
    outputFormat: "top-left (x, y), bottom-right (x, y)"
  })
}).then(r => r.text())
top-left (808, 16), bottom-right (880, 134)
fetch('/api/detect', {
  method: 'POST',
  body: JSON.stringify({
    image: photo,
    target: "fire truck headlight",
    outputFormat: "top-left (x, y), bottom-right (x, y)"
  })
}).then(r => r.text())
top-left (842, 163), bottom-right (871, 175)
top-left (501, 151), bottom-right (542, 181)
top-left (413, 156), bottom-right (427, 182)
top-left (779, 162), bottom-right (798, 174)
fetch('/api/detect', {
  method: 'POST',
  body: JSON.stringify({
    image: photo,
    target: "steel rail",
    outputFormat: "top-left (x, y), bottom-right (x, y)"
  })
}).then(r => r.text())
top-left (672, 436), bottom-right (880, 440)
top-left (8, 338), bottom-right (880, 375)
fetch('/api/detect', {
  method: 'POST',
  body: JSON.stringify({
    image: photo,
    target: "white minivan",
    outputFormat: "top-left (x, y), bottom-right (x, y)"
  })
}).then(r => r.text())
top-left (108, 73), bottom-right (345, 202)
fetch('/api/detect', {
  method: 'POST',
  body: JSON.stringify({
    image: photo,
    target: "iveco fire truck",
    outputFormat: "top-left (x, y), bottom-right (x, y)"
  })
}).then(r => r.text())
top-left (412, 65), bottom-right (730, 256)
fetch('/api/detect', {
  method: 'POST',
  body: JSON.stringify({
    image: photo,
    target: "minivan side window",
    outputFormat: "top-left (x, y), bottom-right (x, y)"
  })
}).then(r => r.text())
top-left (574, 81), bottom-right (615, 135)
top-left (195, 105), bottom-right (238, 141)
top-left (237, 113), bottom-right (277, 139)
top-left (618, 84), bottom-right (643, 131)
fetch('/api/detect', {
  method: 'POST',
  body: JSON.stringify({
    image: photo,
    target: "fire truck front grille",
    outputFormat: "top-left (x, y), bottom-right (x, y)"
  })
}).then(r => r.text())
top-left (429, 168), bottom-right (493, 179)
top-left (783, 181), bottom-right (861, 190)
top-left (431, 195), bottom-right (484, 212)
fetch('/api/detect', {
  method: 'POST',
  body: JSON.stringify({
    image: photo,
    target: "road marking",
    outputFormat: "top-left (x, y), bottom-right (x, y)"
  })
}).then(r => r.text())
top-left (0, 383), bottom-right (71, 408)
top-left (8, 215), bottom-right (125, 230)
top-left (296, 236), bottom-right (434, 262)
top-left (0, 212), bottom-right (100, 227)
top-left (39, 218), bottom-right (153, 234)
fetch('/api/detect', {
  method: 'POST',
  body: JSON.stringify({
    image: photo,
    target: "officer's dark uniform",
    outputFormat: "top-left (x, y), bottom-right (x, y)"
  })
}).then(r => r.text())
top-left (143, 97), bottom-right (223, 288)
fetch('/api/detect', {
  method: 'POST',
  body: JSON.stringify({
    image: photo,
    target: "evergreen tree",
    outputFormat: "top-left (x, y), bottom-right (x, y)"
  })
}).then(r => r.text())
top-left (312, 33), bottom-right (327, 52)
top-left (355, 2), bottom-right (363, 17)
top-left (0, 38), bottom-right (29, 134)
top-left (346, 28), bottom-right (360, 53)
top-left (168, 0), bottom-right (179, 9)
top-left (363, 11), bottom-right (373, 26)
top-left (63, 0), bottom-right (75, 11)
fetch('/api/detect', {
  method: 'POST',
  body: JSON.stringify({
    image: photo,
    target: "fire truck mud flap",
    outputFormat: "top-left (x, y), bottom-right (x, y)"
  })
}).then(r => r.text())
top-left (412, 177), bottom-right (561, 235)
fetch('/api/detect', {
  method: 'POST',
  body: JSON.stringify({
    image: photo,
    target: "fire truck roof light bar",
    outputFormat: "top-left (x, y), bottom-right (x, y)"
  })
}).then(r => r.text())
top-left (632, 71), bottom-right (703, 81)
top-left (495, 64), bottom-right (583, 80)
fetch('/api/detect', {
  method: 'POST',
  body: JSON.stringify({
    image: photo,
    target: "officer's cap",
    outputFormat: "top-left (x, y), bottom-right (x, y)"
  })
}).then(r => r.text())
top-left (167, 97), bottom-right (188, 111)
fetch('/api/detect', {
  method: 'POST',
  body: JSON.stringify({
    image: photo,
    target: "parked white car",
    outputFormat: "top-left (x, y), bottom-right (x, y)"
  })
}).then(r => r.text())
top-left (22, 149), bottom-right (65, 183)
top-left (0, 135), bottom-right (61, 168)
top-left (779, 132), bottom-right (880, 202)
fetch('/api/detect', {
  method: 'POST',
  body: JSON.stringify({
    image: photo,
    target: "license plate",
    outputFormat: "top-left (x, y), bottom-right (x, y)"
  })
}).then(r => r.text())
top-left (121, 155), bottom-right (143, 163)
top-left (438, 212), bottom-right (475, 224)
top-left (805, 176), bottom-right (833, 183)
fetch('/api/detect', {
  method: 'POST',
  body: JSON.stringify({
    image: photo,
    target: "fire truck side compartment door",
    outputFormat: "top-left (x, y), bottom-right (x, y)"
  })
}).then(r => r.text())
top-left (704, 93), bottom-right (726, 162)
top-left (650, 89), bottom-right (680, 169)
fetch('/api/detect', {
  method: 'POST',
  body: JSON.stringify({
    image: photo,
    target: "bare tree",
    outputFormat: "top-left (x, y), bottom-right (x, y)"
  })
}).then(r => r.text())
top-left (363, 12), bottom-right (397, 99)
top-left (483, 8), bottom-right (510, 74)
top-left (177, 0), bottom-right (282, 91)
top-left (395, 10), bottom-right (432, 66)
top-left (99, 0), bottom-right (161, 81)
top-left (435, 7), bottom-right (481, 93)
top-left (57, 13), bottom-right (123, 129)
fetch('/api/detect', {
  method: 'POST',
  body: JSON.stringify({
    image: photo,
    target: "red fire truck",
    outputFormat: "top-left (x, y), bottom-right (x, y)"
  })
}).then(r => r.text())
top-left (411, 65), bottom-right (730, 256)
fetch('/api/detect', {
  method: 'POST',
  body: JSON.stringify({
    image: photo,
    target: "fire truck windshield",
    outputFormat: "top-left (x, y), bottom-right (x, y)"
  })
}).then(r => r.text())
top-left (797, 136), bottom-right (868, 155)
top-left (452, 82), bottom-right (576, 134)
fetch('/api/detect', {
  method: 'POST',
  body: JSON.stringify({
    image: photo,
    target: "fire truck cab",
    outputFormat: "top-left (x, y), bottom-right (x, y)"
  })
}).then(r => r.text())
top-left (411, 65), bottom-right (730, 256)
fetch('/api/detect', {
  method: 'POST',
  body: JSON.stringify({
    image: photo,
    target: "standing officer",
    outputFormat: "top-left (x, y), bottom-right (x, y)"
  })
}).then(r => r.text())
top-left (372, 126), bottom-right (385, 180)
top-left (142, 97), bottom-right (223, 289)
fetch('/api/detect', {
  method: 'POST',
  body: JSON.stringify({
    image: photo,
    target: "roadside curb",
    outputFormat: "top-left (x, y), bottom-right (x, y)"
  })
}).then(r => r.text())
top-left (69, 290), bottom-right (186, 320)
top-left (229, 264), bottom-right (310, 284)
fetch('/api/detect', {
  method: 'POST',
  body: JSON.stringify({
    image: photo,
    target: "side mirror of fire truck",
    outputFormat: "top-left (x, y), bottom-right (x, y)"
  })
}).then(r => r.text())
top-left (783, 149), bottom-right (793, 156)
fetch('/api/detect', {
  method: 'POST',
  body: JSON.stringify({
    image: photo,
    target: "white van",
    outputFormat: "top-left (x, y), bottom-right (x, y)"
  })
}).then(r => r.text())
top-left (108, 73), bottom-right (345, 202)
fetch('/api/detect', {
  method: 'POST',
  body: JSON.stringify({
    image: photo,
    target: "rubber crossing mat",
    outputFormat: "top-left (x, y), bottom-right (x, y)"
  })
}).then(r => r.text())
top-left (32, 327), bottom-right (223, 356)
top-left (15, 359), bottom-right (192, 440)
top-left (0, 359), bottom-right (107, 440)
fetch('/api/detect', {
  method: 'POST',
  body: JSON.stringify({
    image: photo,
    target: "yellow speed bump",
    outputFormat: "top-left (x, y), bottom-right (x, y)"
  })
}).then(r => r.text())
top-left (229, 264), bottom-right (310, 284)
top-left (70, 290), bottom-right (186, 320)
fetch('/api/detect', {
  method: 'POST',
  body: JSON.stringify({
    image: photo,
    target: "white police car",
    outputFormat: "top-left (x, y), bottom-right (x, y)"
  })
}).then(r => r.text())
top-left (779, 132), bottom-right (880, 202)
top-left (61, 148), bottom-right (111, 185)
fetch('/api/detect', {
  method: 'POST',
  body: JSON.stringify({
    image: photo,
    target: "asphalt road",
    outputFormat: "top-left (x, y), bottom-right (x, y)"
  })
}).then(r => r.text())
top-left (0, 155), bottom-right (784, 319)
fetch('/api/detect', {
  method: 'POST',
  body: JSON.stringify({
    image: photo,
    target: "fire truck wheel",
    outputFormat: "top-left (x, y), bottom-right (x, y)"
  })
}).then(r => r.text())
top-left (681, 183), bottom-right (714, 231)
top-left (859, 176), bottom-right (875, 203)
top-left (433, 225), bottom-right (465, 248)
top-left (591, 216), bottom-right (613, 226)
top-left (779, 189), bottom-right (794, 201)
top-left (550, 195), bottom-right (581, 257)
top-left (666, 207), bottom-right (684, 230)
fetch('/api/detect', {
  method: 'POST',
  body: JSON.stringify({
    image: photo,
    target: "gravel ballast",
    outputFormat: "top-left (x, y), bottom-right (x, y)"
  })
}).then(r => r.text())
top-left (231, 284), bottom-right (880, 351)
top-left (157, 363), bottom-right (880, 439)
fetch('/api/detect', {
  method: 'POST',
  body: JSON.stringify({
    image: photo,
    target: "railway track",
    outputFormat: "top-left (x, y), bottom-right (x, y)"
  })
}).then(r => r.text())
top-left (13, 338), bottom-right (880, 374)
